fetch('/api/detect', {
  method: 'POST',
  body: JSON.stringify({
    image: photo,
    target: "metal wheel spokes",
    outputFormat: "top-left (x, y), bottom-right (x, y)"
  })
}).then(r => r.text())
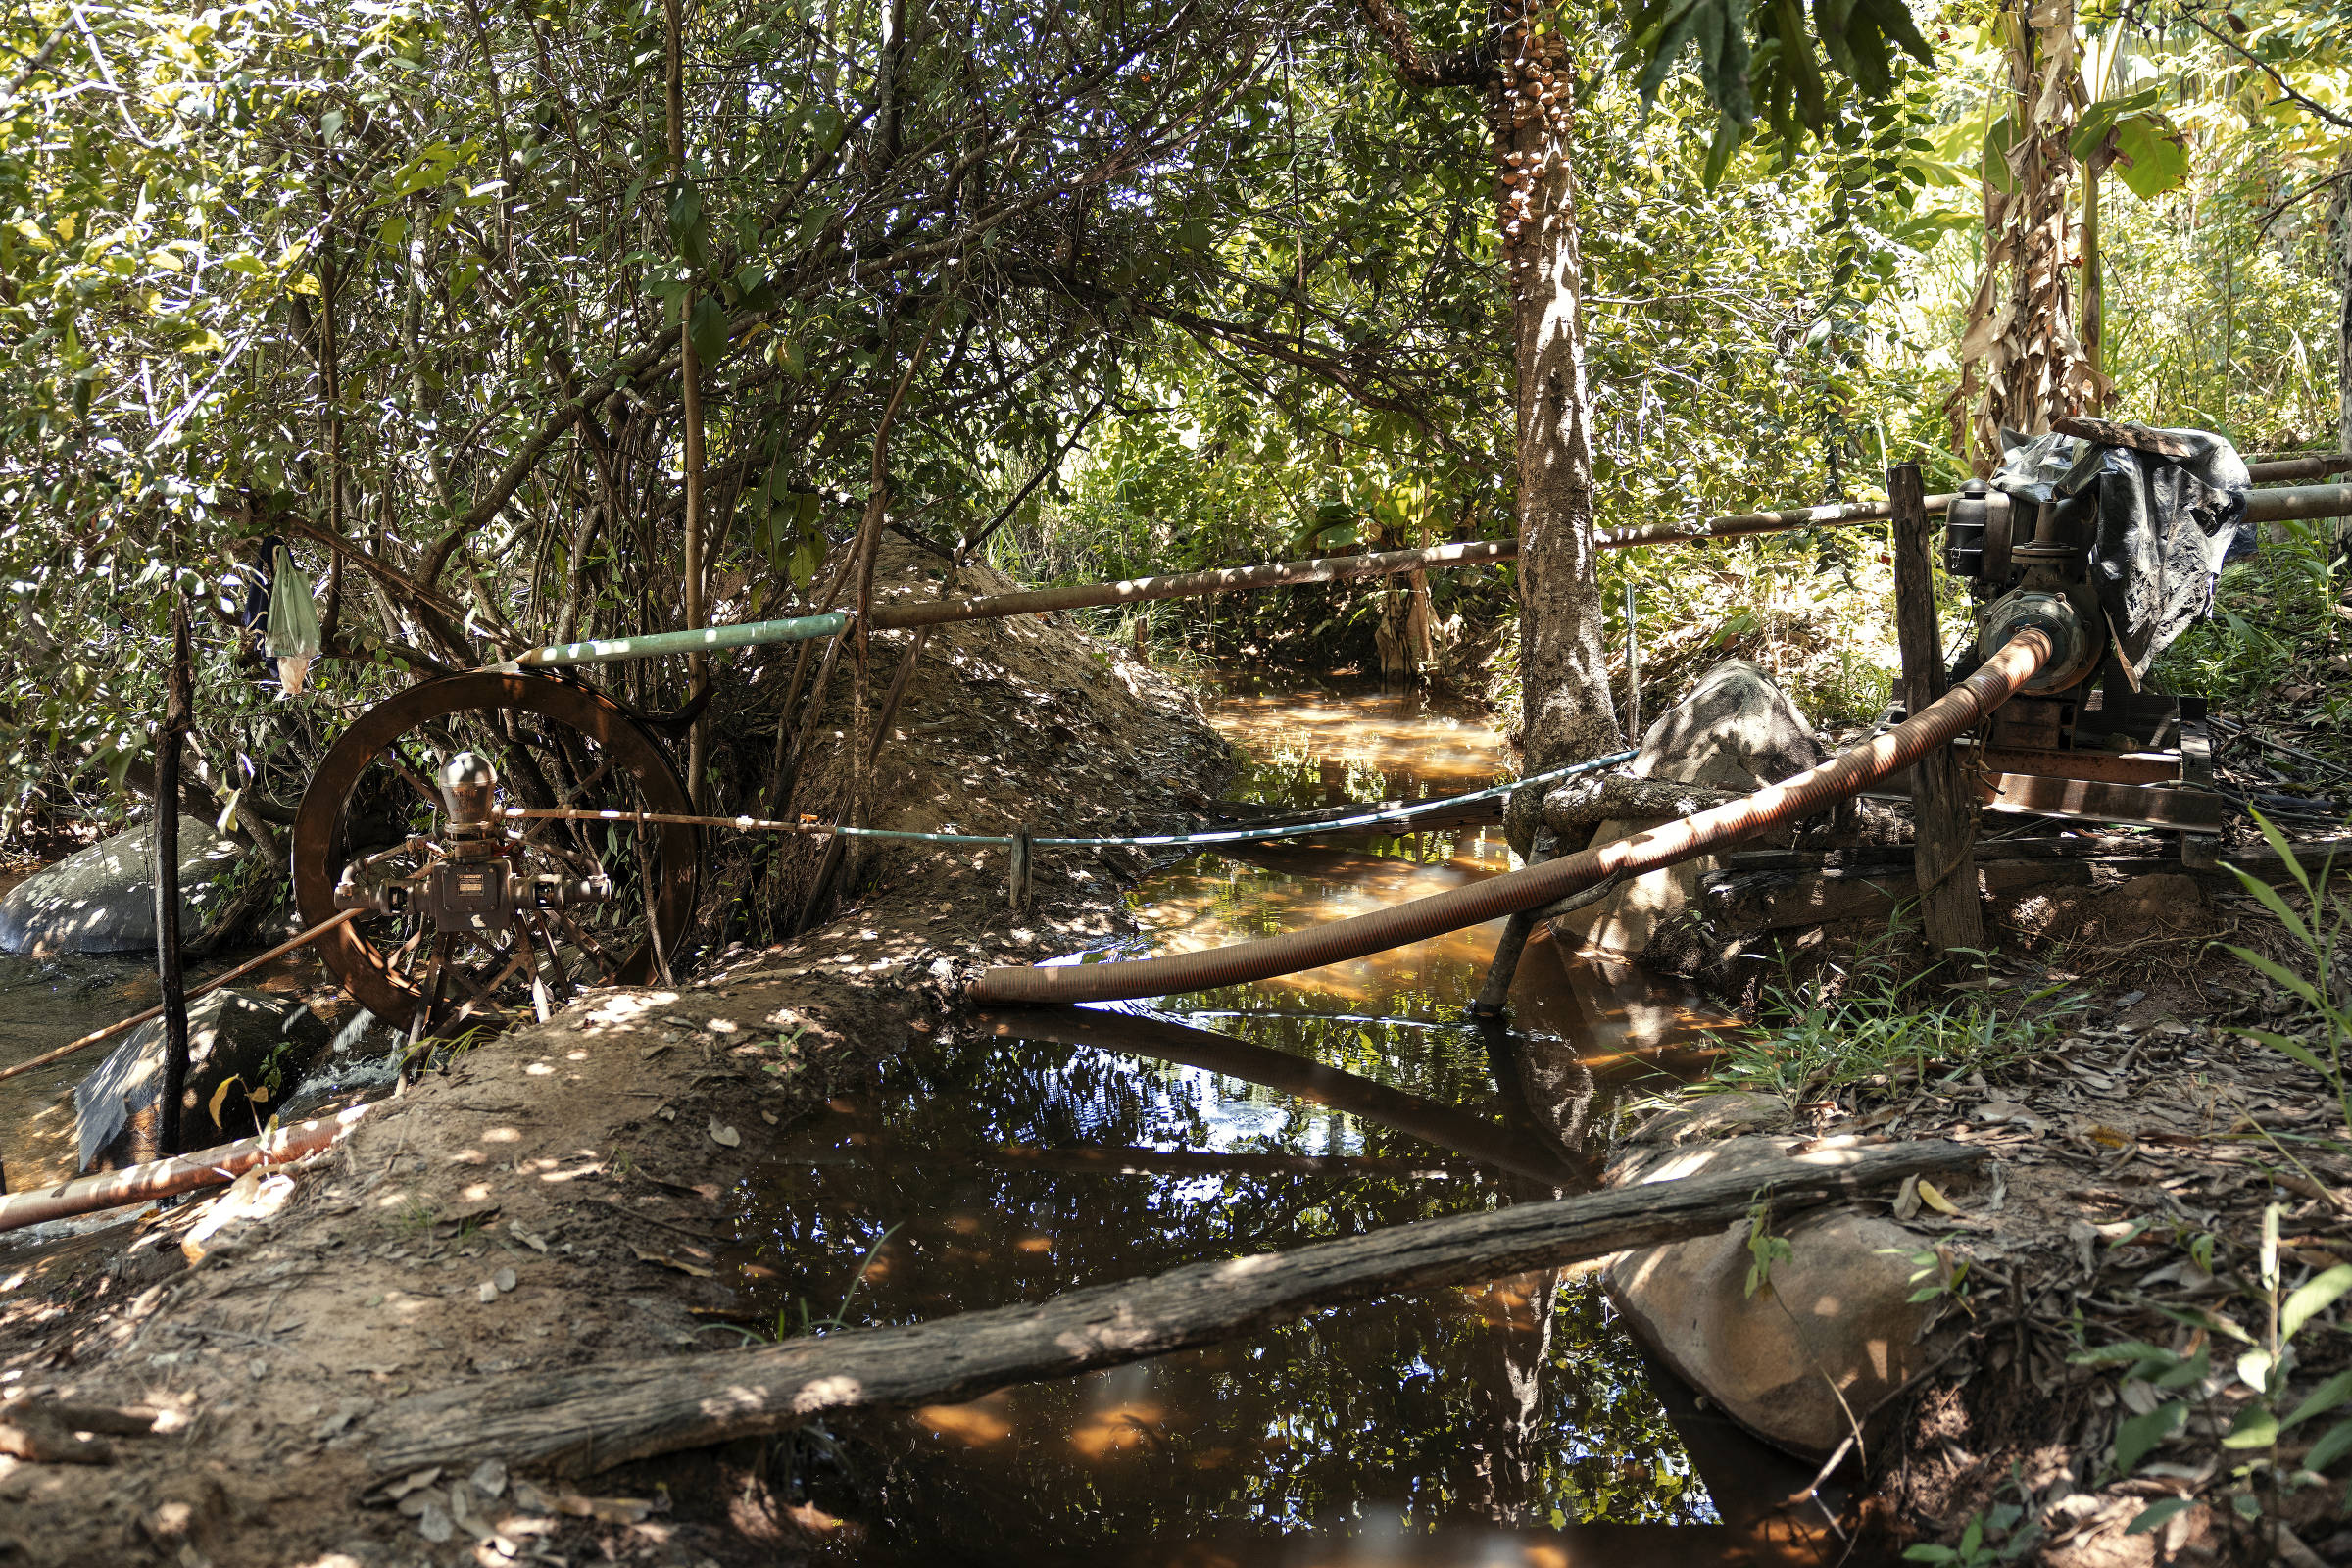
top-left (293, 672), bottom-right (699, 1035)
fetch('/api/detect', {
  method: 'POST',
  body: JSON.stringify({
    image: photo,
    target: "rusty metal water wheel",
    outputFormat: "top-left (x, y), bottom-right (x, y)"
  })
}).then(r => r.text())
top-left (292, 672), bottom-right (699, 1037)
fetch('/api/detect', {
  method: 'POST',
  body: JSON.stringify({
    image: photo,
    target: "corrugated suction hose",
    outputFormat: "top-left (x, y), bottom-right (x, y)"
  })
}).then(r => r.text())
top-left (971, 630), bottom-right (2054, 1005)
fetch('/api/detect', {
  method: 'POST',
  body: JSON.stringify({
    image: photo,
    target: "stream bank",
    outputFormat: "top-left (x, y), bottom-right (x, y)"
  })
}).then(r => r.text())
top-left (0, 559), bottom-right (1233, 1566)
top-left (3, 595), bottom-right (2340, 1565)
top-left (0, 619), bottom-right (1868, 1566)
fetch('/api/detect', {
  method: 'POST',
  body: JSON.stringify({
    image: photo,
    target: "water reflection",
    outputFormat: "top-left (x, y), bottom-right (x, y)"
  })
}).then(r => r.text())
top-left (733, 1033), bottom-right (1709, 1561)
top-left (729, 672), bottom-right (1828, 1564)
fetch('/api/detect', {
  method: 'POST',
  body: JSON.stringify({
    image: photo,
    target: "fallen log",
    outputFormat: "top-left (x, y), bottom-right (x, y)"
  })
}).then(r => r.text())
top-left (1540, 773), bottom-right (1741, 831)
top-left (1699, 857), bottom-right (2096, 933)
top-left (366, 1137), bottom-right (1983, 1484)
top-left (0, 1104), bottom-right (370, 1234)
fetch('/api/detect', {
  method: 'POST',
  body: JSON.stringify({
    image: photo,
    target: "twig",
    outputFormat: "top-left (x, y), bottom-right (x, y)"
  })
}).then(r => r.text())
top-left (2177, 10), bottom-right (2352, 130)
top-left (2255, 168), bottom-right (2352, 236)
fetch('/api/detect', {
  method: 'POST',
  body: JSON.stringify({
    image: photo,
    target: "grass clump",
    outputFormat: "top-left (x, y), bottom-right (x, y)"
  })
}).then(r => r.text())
top-left (1706, 915), bottom-right (2084, 1103)
top-left (2224, 816), bottom-right (2351, 1153)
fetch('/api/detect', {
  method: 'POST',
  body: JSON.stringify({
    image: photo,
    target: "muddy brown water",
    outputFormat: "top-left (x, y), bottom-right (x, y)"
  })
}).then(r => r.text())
top-left (0, 927), bottom-right (347, 1193)
top-left (727, 672), bottom-right (1855, 1566)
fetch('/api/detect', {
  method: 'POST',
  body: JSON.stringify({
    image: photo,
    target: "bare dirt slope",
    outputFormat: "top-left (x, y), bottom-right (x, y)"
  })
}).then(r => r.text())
top-left (0, 561), bottom-right (1231, 1568)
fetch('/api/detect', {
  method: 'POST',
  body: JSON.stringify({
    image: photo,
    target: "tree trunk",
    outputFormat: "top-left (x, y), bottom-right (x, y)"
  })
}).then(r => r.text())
top-left (1495, 9), bottom-right (1621, 855)
top-left (1948, 0), bottom-right (2105, 470)
top-left (2332, 146), bottom-right (2350, 459)
top-left (367, 1139), bottom-right (1983, 1482)
top-left (664, 0), bottom-right (708, 808)
top-left (155, 601), bottom-right (193, 1158)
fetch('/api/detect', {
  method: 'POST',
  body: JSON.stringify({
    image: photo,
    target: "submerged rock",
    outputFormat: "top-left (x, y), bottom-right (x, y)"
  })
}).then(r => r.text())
top-left (0, 816), bottom-right (246, 957)
top-left (1602, 1105), bottom-right (1947, 1463)
top-left (1548, 661), bottom-right (1828, 956)
top-left (74, 988), bottom-right (329, 1171)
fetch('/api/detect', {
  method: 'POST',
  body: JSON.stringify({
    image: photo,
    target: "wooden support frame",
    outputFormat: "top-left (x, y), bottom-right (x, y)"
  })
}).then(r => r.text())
top-left (1889, 463), bottom-right (1984, 956)
top-left (1980, 773), bottom-right (2226, 832)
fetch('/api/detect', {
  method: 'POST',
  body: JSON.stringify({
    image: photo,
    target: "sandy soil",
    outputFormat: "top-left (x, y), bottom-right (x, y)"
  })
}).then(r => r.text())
top-left (0, 553), bottom-right (1232, 1567)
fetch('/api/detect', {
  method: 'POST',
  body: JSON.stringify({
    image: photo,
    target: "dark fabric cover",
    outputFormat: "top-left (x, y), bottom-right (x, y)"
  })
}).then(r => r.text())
top-left (1989, 427), bottom-right (2253, 678)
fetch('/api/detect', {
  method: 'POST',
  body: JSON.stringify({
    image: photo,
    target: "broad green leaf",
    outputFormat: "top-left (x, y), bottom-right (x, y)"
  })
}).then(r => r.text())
top-left (2306, 1416), bottom-right (2352, 1473)
top-left (2124, 1496), bottom-right (2192, 1535)
top-left (2113, 1400), bottom-right (2185, 1474)
top-left (668, 180), bottom-right (711, 272)
top-left (2282, 1265), bottom-right (2352, 1345)
top-left (688, 294), bottom-right (729, 368)
top-left (2221, 1403), bottom-right (2278, 1449)
top-left (2284, 1369), bottom-right (2352, 1431)
top-left (2110, 110), bottom-right (2188, 199)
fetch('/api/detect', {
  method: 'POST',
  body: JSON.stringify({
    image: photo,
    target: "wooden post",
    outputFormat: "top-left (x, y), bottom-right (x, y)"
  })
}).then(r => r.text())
top-left (664, 0), bottom-right (708, 808)
top-left (155, 599), bottom-right (194, 1158)
top-left (1889, 464), bottom-right (1984, 959)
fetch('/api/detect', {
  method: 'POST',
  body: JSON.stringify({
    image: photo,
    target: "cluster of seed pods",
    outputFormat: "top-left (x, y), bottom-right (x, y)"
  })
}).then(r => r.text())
top-left (1494, 19), bottom-right (1570, 258)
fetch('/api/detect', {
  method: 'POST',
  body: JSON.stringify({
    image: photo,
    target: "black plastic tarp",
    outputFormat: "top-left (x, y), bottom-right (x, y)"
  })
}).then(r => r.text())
top-left (1990, 427), bottom-right (2253, 678)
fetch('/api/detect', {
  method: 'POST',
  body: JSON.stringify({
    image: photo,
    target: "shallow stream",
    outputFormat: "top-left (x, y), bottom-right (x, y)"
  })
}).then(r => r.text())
top-left (0, 676), bottom-right (1855, 1562)
top-left (727, 672), bottom-right (1851, 1565)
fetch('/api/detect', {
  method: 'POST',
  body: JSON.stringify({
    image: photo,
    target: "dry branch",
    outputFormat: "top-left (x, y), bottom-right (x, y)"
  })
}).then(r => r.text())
top-left (367, 1138), bottom-right (1982, 1483)
top-left (1540, 772), bottom-right (1740, 831)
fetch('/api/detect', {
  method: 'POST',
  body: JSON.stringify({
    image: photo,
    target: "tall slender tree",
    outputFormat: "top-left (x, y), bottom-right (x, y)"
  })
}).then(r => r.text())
top-left (1358, 1), bottom-right (1621, 848)
top-left (2333, 148), bottom-right (2352, 457)
top-left (1949, 0), bottom-right (2104, 470)
top-left (1357, 0), bottom-right (1936, 846)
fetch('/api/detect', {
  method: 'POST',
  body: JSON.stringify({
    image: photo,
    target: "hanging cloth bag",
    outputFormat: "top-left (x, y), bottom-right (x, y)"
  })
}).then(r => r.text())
top-left (265, 545), bottom-right (321, 695)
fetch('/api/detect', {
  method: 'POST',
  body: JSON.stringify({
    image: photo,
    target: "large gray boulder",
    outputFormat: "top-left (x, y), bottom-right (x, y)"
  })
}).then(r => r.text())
top-left (1548, 661), bottom-right (1828, 955)
top-left (74, 988), bottom-right (329, 1171)
top-left (0, 816), bottom-right (245, 957)
top-left (1602, 1108), bottom-right (1948, 1462)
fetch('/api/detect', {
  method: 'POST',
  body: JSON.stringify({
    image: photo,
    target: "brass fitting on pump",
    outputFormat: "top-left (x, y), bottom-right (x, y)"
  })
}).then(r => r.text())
top-left (436, 751), bottom-right (506, 860)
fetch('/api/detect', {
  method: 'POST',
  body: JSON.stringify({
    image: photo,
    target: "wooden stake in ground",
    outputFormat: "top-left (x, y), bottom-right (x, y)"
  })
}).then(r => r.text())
top-left (1890, 462), bottom-right (1984, 958)
top-left (367, 1138), bottom-right (1981, 1482)
top-left (664, 0), bottom-right (708, 808)
top-left (155, 598), bottom-right (195, 1157)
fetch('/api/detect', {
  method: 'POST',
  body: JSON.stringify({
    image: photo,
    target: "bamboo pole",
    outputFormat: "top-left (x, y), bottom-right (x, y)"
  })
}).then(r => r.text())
top-left (0, 1105), bottom-right (371, 1235)
top-left (0, 910), bottom-right (364, 1086)
top-left (486, 479), bottom-right (2352, 676)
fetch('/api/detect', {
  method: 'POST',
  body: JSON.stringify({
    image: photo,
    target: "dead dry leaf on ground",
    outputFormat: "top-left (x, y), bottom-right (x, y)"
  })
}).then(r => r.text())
top-left (709, 1116), bottom-right (740, 1147)
top-left (382, 1467), bottom-right (440, 1500)
top-left (631, 1247), bottom-right (715, 1278)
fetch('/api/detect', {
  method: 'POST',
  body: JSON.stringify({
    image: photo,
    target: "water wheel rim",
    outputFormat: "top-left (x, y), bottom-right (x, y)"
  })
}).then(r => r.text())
top-left (292, 671), bottom-right (699, 1027)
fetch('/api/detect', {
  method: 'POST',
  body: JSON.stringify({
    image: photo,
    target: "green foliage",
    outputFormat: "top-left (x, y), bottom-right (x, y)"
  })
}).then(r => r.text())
top-left (1708, 915), bottom-right (2085, 1102)
top-left (1742, 1193), bottom-right (1793, 1298)
top-left (1621, 0), bottom-right (1936, 183)
top-left (0, 0), bottom-right (2343, 855)
top-left (2224, 818), bottom-right (2351, 1150)
top-left (2073, 1199), bottom-right (2352, 1531)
